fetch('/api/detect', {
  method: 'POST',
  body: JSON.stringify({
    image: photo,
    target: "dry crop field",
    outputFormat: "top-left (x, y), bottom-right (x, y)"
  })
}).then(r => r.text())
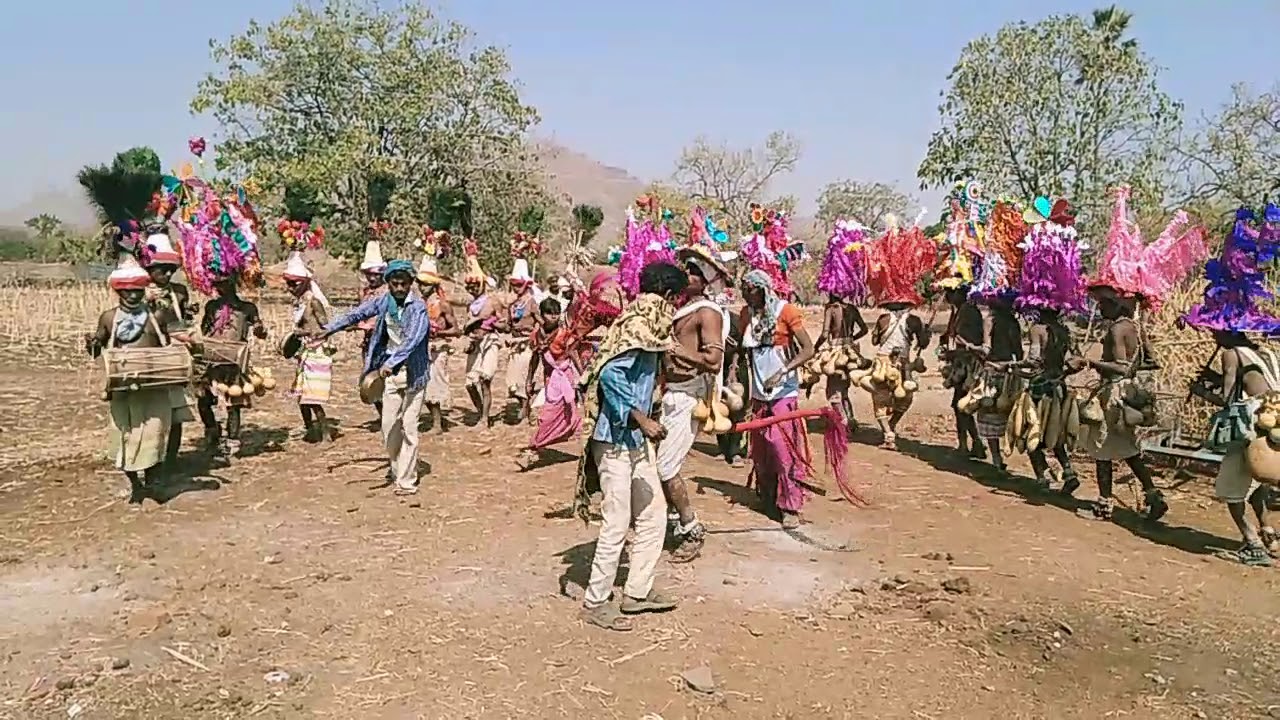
top-left (1, 280), bottom-right (1279, 719)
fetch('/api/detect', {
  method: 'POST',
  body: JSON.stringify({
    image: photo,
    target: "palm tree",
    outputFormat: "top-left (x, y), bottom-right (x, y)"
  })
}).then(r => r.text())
top-left (1090, 5), bottom-right (1138, 51)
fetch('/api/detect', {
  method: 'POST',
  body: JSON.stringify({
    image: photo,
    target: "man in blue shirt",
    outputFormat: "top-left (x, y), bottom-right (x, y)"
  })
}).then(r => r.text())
top-left (312, 260), bottom-right (431, 495)
top-left (575, 262), bottom-right (688, 631)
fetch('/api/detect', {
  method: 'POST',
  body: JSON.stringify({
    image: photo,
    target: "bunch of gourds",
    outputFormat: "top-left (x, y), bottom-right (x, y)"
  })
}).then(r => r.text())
top-left (693, 381), bottom-right (745, 434)
top-left (852, 355), bottom-right (918, 400)
top-left (799, 345), bottom-right (870, 388)
top-left (1245, 391), bottom-right (1280, 484)
top-left (211, 366), bottom-right (277, 399)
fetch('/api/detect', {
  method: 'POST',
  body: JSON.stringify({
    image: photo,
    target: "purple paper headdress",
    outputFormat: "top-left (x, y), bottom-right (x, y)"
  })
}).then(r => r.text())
top-left (817, 219), bottom-right (869, 302)
top-left (1015, 220), bottom-right (1087, 315)
top-left (1182, 205), bottom-right (1280, 336)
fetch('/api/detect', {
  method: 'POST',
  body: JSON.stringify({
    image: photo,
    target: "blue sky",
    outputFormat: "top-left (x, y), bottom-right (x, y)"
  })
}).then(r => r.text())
top-left (2, 0), bottom-right (1277, 218)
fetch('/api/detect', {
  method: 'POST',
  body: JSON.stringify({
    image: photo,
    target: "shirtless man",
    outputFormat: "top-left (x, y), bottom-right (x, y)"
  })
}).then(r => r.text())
top-left (871, 303), bottom-right (930, 449)
top-left (419, 269), bottom-right (460, 434)
top-left (464, 276), bottom-right (504, 427)
top-left (974, 297), bottom-right (1023, 472)
top-left (815, 293), bottom-right (868, 432)
top-left (1085, 288), bottom-right (1165, 522)
top-left (503, 274), bottom-right (540, 422)
top-left (654, 248), bottom-right (731, 562)
top-left (940, 286), bottom-right (984, 458)
top-left (1023, 308), bottom-right (1082, 490)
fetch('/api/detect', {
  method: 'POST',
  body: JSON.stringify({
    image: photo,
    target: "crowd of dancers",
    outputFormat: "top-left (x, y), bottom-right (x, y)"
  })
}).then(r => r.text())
top-left (81, 150), bottom-right (1280, 631)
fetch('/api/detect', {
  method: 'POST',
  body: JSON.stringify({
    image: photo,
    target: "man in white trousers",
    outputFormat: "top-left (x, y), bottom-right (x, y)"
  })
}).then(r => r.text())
top-left (315, 260), bottom-right (431, 495)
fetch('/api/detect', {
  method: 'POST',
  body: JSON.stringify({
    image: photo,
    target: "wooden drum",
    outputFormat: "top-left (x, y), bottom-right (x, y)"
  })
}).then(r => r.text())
top-left (196, 338), bottom-right (251, 371)
top-left (102, 346), bottom-right (193, 391)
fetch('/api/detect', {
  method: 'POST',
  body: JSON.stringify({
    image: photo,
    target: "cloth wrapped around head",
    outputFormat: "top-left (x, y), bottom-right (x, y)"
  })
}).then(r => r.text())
top-left (1182, 206), bottom-right (1280, 336)
top-left (818, 220), bottom-right (869, 302)
top-left (382, 258), bottom-right (414, 280)
top-left (742, 269), bottom-right (787, 348)
top-left (1089, 185), bottom-right (1208, 311)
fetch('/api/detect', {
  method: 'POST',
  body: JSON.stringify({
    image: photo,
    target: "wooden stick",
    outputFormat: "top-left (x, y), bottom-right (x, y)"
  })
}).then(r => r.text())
top-left (162, 646), bottom-right (210, 672)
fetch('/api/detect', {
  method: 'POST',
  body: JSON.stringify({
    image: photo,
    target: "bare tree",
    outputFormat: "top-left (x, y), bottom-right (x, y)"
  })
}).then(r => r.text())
top-left (815, 180), bottom-right (915, 230)
top-left (671, 131), bottom-right (801, 230)
top-left (1173, 83), bottom-right (1280, 214)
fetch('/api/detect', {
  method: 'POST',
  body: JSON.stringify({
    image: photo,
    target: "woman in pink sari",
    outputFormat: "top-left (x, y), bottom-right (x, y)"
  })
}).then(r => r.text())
top-left (518, 298), bottom-right (582, 468)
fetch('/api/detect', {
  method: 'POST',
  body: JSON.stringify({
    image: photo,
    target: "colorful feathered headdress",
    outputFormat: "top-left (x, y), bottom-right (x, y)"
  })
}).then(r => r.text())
top-left (276, 182), bottom-right (326, 253)
top-left (613, 194), bottom-right (676, 298)
top-left (867, 211), bottom-right (935, 307)
top-left (739, 203), bottom-right (805, 297)
top-left (934, 182), bottom-right (989, 290)
top-left (1015, 202), bottom-right (1087, 315)
top-left (172, 177), bottom-right (262, 294)
top-left (77, 147), bottom-right (164, 259)
top-left (968, 199), bottom-right (1027, 303)
top-left (818, 219), bottom-right (869, 303)
top-left (1183, 206), bottom-right (1280, 335)
top-left (1089, 185), bottom-right (1208, 310)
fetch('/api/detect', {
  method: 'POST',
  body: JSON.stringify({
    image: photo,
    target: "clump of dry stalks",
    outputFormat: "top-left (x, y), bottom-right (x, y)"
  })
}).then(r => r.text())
top-left (1145, 279), bottom-right (1218, 440)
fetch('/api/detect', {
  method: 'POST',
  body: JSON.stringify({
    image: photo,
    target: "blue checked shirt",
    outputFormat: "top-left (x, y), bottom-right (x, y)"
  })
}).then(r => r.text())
top-left (591, 349), bottom-right (660, 449)
top-left (324, 291), bottom-right (432, 391)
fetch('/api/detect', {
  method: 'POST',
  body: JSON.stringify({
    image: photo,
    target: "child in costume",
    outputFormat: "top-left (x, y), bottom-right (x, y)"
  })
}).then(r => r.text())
top-left (277, 202), bottom-right (335, 443)
top-left (865, 211), bottom-right (935, 450)
top-left (814, 219), bottom-right (870, 433)
top-left (140, 223), bottom-right (196, 466)
top-left (1183, 206), bottom-right (1280, 564)
top-left (1014, 197), bottom-right (1088, 490)
top-left (518, 296), bottom-right (582, 468)
top-left (1083, 186), bottom-right (1206, 521)
top-left (168, 175), bottom-right (267, 460)
top-left (966, 198), bottom-right (1027, 473)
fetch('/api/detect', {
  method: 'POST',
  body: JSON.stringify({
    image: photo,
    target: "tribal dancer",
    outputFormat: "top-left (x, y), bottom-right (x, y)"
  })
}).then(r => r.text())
top-left (865, 213), bottom-right (935, 449)
top-left (574, 262), bottom-right (686, 632)
top-left (416, 237), bottom-right (458, 434)
top-left (504, 252), bottom-right (540, 422)
top-left (197, 277), bottom-right (267, 460)
top-left (461, 241), bottom-right (503, 427)
top-left (140, 225), bottom-right (196, 465)
top-left (933, 186), bottom-right (986, 458)
top-left (356, 235), bottom-right (389, 420)
top-left (738, 270), bottom-right (816, 528)
top-left (654, 241), bottom-right (733, 561)
top-left (814, 219), bottom-right (870, 433)
top-left (1083, 186), bottom-right (1206, 521)
top-left (1183, 206), bottom-right (1280, 564)
top-left (86, 254), bottom-right (189, 503)
top-left (1015, 199), bottom-right (1087, 491)
top-left (518, 297), bottom-right (581, 467)
top-left (967, 199), bottom-right (1027, 473)
top-left (282, 251), bottom-right (336, 442)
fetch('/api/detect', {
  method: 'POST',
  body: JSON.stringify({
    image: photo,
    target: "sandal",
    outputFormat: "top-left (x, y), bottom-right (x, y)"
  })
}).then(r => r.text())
top-left (781, 511), bottom-right (801, 530)
top-left (1091, 498), bottom-right (1114, 521)
top-left (1261, 527), bottom-right (1279, 555)
top-left (669, 535), bottom-right (704, 564)
top-left (620, 590), bottom-right (679, 615)
top-left (1233, 542), bottom-right (1273, 567)
top-left (581, 604), bottom-right (633, 631)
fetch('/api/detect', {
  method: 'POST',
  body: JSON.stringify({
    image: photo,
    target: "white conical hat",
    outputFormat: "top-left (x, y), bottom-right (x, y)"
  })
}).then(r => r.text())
top-left (509, 258), bottom-right (532, 282)
top-left (143, 232), bottom-right (181, 267)
top-left (108, 254), bottom-right (151, 290)
top-left (282, 251), bottom-right (312, 281)
top-left (360, 240), bottom-right (386, 271)
top-left (417, 253), bottom-right (441, 284)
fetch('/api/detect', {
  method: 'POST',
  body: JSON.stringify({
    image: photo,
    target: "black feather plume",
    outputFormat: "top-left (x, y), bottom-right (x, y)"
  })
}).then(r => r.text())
top-left (367, 172), bottom-right (396, 221)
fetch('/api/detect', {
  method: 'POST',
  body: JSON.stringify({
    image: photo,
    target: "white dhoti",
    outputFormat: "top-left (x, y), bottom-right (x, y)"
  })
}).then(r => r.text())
top-left (465, 334), bottom-right (500, 388)
top-left (1089, 384), bottom-right (1141, 462)
top-left (424, 343), bottom-right (451, 407)
top-left (506, 341), bottom-right (533, 399)
top-left (655, 376), bottom-right (710, 482)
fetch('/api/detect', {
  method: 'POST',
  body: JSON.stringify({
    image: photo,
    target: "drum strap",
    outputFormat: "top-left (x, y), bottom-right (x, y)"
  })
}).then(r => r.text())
top-left (106, 311), bottom-right (167, 350)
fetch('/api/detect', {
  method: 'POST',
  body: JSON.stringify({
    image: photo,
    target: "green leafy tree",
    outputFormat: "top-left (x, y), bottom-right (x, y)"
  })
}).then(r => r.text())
top-left (671, 131), bottom-right (801, 230)
top-left (917, 6), bottom-right (1181, 235)
top-left (1174, 83), bottom-right (1280, 214)
top-left (815, 180), bottom-right (915, 231)
top-left (191, 0), bottom-right (549, 270)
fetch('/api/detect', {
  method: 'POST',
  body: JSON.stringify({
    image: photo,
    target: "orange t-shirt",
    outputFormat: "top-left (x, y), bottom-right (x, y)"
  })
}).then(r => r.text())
top-left (738, 304), bottom-right (805, 348)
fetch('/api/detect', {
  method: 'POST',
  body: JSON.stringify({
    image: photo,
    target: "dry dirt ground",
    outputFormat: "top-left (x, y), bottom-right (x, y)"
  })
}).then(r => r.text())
top-left (2, 323), bottom-right (1280, 719)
